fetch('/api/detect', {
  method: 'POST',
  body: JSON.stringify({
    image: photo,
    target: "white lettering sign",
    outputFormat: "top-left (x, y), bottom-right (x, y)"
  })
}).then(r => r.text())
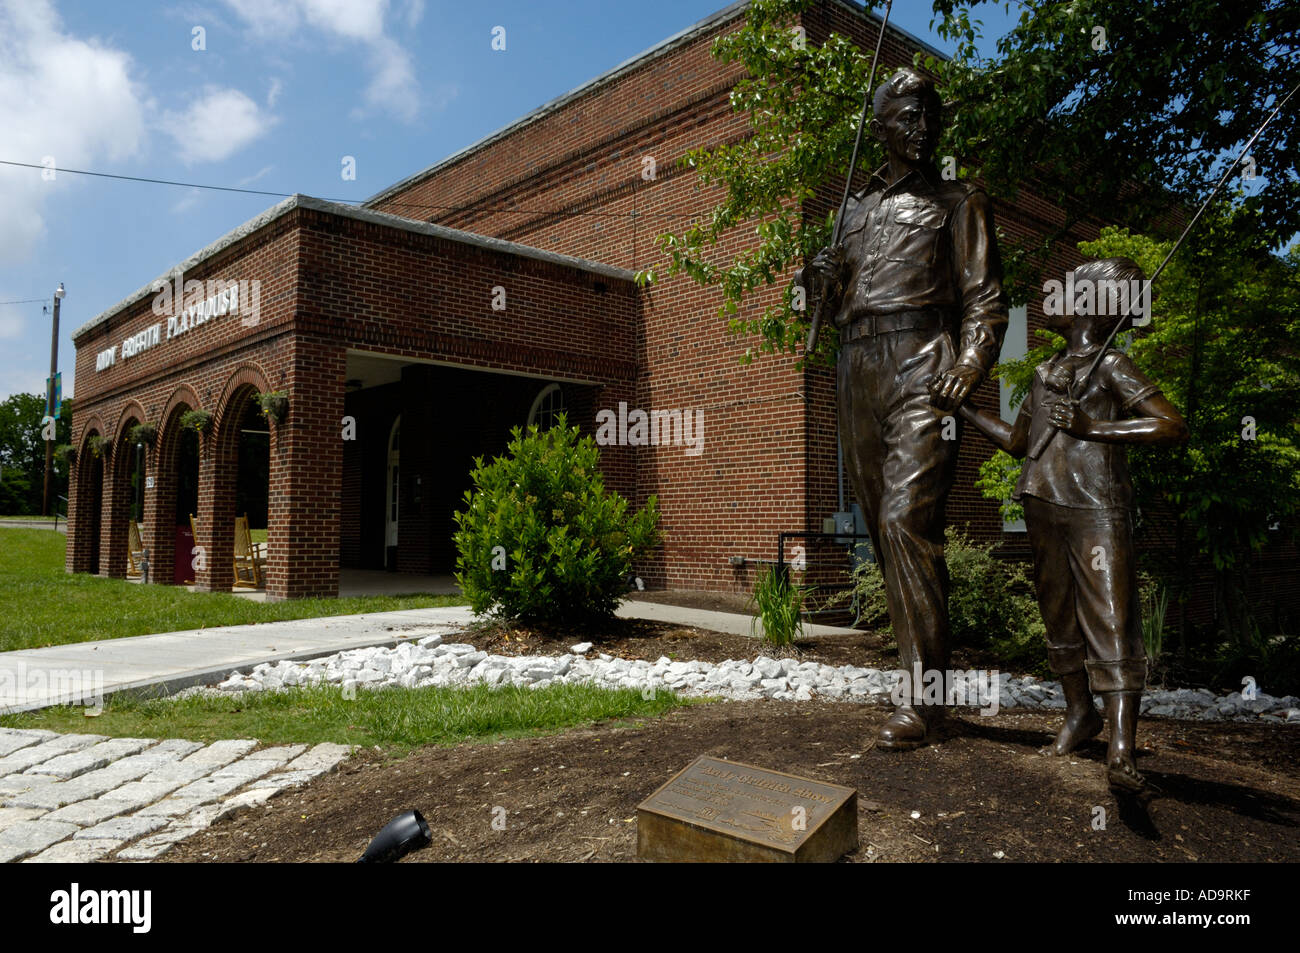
top-left (120, 324), bottom-right (161, 360)
top-left (166, 283), bottom-right (238, 342)
top-left (97, 277), bottom-right (260, 373)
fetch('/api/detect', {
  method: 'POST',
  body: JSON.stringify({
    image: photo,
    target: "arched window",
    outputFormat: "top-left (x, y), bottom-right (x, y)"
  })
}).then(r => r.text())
top-left (527, 384), bottom-right (566, 431)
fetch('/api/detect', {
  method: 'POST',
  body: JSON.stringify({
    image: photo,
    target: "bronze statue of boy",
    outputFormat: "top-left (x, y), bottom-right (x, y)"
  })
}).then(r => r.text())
top-left (959, 256), bottom-right (1188, 791)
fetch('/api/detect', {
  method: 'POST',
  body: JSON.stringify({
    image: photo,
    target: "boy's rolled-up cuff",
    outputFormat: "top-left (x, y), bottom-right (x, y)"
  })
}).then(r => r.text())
top-left (1085, 658), bottom-right (1148, 693)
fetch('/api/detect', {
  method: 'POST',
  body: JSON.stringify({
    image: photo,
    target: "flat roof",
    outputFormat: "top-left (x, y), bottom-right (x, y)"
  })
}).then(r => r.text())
top-left (362, 0), bottom-right (947, 211)
top-left (73, 194), bottom-right (637, 341)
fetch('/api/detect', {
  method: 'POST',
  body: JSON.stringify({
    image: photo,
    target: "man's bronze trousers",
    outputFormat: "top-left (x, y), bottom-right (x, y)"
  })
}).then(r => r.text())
top-left (838, 326), bottom-right (960, 719)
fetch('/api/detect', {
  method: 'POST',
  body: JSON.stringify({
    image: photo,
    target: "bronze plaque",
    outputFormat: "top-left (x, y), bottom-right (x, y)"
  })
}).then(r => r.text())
top-left (637, 756), bottom-right (858, 863)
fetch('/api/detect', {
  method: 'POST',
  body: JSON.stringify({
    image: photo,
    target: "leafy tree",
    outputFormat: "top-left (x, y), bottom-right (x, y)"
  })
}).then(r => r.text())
top-left (452, 417), bottom-right (661, 624)
top-left (0, 393), bottom-right (72, 514)
top-left (645, 0), bottom-right (1298, 362)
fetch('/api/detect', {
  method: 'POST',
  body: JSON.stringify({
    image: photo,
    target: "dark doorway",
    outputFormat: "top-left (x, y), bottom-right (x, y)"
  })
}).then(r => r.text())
top-left (173, 425), bottom-right (200, 584)
top-left (128, 439), bottom-right (146, 524)
top-left (87, 451), bottom-right (103, 574)
top-left (236, 401), bottom-right (270, 532)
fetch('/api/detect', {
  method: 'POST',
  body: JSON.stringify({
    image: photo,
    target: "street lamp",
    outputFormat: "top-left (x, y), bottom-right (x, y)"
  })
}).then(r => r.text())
top-left (43, 282), bottom-right (65, 516)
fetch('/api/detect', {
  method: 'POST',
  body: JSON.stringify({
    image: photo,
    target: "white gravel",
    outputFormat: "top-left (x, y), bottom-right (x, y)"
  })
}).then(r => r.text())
top-left (189, 633), bottom-right (1300, 725)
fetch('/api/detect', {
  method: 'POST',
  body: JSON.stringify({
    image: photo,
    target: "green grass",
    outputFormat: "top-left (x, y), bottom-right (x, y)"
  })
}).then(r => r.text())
top-left (0, 528), bottom-right (467, 651)
top-left (0, 514), bottom-right (57, 520)
top-left (0, 682), bottom-right (697, 752)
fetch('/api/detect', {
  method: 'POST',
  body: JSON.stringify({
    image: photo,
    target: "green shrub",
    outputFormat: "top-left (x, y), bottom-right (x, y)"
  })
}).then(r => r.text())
top-left (845, 525), bottom-right (1048, 672)
top-left (452, 417), bottom-right (661, 624)
top-left (749, 564), bottom-right (807, 649)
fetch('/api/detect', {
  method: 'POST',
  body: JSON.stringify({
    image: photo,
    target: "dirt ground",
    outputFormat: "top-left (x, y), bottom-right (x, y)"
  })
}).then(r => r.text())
top-left (466, 615), bottom-right (1002, 672)
top-left (160, 699), bottom-right (1300, 864)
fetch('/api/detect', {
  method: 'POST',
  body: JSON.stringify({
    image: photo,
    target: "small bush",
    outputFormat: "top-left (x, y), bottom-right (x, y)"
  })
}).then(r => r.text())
top-left (453, 417), bottom-right (661, 624)
top-left (845, 525), bottom-right (1048, 672)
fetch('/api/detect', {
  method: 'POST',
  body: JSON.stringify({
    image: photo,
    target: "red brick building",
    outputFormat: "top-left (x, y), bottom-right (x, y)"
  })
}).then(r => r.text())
top-left (69, 0), bottom-right (1277, 611)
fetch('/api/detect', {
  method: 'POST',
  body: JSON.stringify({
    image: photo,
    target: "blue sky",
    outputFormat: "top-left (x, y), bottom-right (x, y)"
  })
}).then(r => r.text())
top-left (0, 0), bottom-right (1018, 401)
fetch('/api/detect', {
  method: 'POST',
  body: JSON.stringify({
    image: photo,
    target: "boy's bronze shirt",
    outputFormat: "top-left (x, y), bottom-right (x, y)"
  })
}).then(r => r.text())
top-left (1014, 347), bottom-right (1160, 510)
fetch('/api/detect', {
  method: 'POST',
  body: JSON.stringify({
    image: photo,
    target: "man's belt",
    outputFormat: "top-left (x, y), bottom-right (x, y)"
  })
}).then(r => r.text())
top-left (841, 309), bottom-right (947, 342)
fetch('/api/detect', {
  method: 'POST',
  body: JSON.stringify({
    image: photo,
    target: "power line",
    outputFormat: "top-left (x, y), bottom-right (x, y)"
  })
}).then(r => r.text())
top-left (0, 160), bottom-right (295, 200)
top-left (0, 159), bottom-right (697, 222)
top-left (0, 298), bottom-right (48, 306)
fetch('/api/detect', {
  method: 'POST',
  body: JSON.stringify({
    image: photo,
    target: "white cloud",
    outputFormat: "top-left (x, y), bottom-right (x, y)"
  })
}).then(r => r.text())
top-left (361, 36), bottom-right (419, 122)
top-left (0, 0), bottom-right (147, 260)
top-left (238, 165), bottom-right (274, 186)
top-left (401, 0), bottom-right (424, 30)
top-left (221, 0), bottom-right (436, 122)
top-left (162, 87), bottom-right (277, 165)
top-left (170, 187), bottom-right (203, 214)
top-left (267, 77), bottom-right (283, 108)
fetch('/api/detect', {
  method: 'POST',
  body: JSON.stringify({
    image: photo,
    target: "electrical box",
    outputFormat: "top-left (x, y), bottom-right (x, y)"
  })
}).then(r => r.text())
top-left (831, 510), bottom-right (857, 545)
top-left (834, 506), bottom-right (875, 566)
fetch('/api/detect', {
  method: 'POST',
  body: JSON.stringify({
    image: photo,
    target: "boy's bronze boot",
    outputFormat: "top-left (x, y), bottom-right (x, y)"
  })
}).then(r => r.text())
top-left (1102, 689), bottom-right (1145, 792)
top-left (1043, 669), bottom-right (1103, 755)
top-left (1086, 659), bottom-right (1147, 791)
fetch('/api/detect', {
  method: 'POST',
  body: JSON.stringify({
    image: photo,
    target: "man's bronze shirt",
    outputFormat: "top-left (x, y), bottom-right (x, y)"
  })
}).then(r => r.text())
top-left (832, 163), bottom-right (1008, 373)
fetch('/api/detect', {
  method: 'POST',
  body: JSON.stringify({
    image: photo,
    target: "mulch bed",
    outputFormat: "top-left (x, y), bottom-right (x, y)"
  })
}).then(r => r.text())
top-left (464, 616), bottom-right (1003, 672)
top-left (159, 699), bottom-right (1300, 864)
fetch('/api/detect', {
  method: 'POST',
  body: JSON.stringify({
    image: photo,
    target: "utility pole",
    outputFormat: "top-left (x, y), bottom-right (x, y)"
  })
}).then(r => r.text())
top-left (43, 282), bottom-right (65, 516)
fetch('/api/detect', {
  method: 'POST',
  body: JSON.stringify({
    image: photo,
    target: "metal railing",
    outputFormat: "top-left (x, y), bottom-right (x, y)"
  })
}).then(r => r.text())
top-left (774, 530), bottom-right (876, 625)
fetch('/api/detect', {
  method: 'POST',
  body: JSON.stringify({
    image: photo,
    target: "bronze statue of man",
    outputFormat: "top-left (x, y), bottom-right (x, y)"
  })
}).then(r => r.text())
top-left (796, 68), bottom-right (1008, 749)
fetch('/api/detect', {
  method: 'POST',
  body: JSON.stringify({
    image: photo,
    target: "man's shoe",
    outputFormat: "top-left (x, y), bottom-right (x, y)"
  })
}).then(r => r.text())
top-left (876, 705), bottom-right (939, 751)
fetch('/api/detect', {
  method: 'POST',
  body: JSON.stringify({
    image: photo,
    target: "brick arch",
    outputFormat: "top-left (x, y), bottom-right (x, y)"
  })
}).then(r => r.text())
top-left (112, 399), bottom-right (151, 444)
top-left (150, 384), bottom-right (205, 585)
top-left (69, 418), bottom-right (108, 574)
top-left (215, 363), bottom-right (272, 435)
top-left (195, 362), bottom-right (275, 595)
top-left (76, 414), bottom-right (107, 451)
top-left (159, 383), bottom-right (203, 428)
top-left (157, 384), bottom-right (204, 459)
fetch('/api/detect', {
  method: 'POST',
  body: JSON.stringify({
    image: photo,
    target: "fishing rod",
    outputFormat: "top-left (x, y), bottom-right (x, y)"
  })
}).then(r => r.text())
top-left (1027, 78), bottom-right (1300, 458)
top-left (805, 0), bottom-right (894, 354)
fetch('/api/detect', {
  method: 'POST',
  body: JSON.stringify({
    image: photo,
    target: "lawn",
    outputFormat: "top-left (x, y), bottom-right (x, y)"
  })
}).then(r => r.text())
top-left (0, 528), bottom-right (467, 651)
top-left (0, 682), bottom-right (695, 752)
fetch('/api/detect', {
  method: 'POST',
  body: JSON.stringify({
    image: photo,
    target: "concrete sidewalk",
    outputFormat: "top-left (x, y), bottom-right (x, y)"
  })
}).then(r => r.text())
top-left (0, 607), bottom-right (476, 714)
top-left (0, 520), bottom-right (66, 534)
top-left (615, 601), bottom-right (856, 640)
top-left (0, 602), bottom-right (861, 714)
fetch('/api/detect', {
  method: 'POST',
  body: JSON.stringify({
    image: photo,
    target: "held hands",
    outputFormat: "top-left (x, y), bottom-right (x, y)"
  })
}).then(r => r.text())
top-left (926, 364), bottom-right (983, 412)
top-left (1046, 397), bottom-right (1094, 437)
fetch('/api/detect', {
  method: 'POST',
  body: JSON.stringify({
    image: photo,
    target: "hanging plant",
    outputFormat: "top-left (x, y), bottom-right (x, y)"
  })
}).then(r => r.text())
top-left (54, 444), bottom-right (76, 467)
top-left (87, 434), bottom-right (110, 458)
top-left (128, 422), bottom-right (157, 447)
top-left (258, 390), bottom-right (289, 424)
top-left (180, 409), bottom-right (213, 436)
